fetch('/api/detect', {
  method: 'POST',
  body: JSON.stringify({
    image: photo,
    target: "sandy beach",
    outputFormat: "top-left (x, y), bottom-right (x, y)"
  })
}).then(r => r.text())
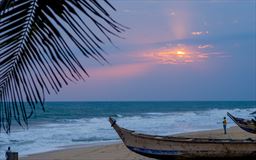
top-left (21, 126), bottom-right (256, 160)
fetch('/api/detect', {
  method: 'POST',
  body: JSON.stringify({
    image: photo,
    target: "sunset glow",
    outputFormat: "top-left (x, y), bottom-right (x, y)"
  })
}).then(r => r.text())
top-left (143, 45), bottom-right (210, 64)
top-left (45, 0), bottom-right (255, 101)
top-left (176, 51), bottom-right (185, 55)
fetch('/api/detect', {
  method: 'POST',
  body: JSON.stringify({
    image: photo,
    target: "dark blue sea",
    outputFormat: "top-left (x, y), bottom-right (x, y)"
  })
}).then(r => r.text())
top-left (0, 101), bottom-right (255, 158)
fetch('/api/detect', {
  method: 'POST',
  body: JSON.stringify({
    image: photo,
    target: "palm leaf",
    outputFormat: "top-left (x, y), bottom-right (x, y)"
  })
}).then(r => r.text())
top-left (0, 0), bottom-right (125, 133)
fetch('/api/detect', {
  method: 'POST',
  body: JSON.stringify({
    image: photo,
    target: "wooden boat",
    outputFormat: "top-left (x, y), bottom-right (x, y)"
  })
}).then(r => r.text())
top-left (109, 117), bottom-right (256, 160)
top-left (227, 112), bottom-right (256, 134)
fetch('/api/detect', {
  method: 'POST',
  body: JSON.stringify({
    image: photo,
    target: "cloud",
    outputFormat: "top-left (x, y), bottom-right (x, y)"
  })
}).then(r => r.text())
top-left (207, 52), bottom-right (231, 58)
top-left (138, 43), bottom-right (229, 65)
top-left (192, 31), bottom-right (209, 36)
top-left (169, 9), bottom-right (176, 16)
top-left (88, 63), bottom-right (151, 79)
top-left (170, 11), bottom-right (176, 16)
top-left (198, 44), bottom-right (213, 49)
top-left (141, 44), bottom-right (209, 64)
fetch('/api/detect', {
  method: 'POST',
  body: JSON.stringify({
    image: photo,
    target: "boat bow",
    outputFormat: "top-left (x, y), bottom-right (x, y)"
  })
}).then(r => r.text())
top-left (227, 112), bottom-right (256, 134)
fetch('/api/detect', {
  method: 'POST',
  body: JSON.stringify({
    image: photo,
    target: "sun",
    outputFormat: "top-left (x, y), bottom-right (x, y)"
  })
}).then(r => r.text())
top-left (176, 51), bottom-right (185, 55)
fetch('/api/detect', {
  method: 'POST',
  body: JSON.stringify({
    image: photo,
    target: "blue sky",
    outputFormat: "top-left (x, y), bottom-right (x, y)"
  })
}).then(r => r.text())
top-left (47, 0), bottom-right (256, 101)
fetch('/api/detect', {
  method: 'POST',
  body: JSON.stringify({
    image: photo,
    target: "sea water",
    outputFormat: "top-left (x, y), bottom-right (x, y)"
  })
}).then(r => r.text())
top-left (0, 101), bottom-right (255, 159)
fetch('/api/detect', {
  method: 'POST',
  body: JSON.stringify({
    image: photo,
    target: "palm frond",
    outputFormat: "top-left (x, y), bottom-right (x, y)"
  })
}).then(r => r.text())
top-left (0, 0), bottom-right (125, 133)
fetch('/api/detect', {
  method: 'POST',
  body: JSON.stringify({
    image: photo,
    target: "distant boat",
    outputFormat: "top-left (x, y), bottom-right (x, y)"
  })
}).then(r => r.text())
top-left (227, 112), bottom-right (256, 134)
top-left (109, 117), bottom-right (256, 160)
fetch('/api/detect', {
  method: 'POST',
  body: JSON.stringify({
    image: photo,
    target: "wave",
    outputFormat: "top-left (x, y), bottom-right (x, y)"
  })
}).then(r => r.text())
top-left (110, 114), bottom-right (123, 118)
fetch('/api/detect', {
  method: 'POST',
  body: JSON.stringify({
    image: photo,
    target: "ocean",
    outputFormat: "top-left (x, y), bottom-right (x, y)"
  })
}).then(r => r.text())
top-left (0, 101), bottom-right (255, 159)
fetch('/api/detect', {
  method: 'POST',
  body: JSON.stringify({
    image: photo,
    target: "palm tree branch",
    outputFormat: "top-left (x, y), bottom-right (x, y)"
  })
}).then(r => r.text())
top-left (0, 0), bottom-right (125, 133)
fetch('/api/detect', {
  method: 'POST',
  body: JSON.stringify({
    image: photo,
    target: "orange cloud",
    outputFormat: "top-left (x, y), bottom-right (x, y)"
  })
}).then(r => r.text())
top-left (142, 44), bottom-right (209, 64)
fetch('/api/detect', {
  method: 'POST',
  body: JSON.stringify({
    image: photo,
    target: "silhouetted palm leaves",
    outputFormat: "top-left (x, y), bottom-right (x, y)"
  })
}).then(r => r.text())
top-left (0, 0), bottom-right (125, 133)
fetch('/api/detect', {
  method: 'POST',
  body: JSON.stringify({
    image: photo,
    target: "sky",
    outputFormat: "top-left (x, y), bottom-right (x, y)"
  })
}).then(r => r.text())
top-left (47, 0), bottom-right (256, 101)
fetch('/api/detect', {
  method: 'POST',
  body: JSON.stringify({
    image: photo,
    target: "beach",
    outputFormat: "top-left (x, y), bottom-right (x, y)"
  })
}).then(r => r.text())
top-left (0, 101), bottom-right (254, 159)
top-left (21, 126), bottom-right (256, 160)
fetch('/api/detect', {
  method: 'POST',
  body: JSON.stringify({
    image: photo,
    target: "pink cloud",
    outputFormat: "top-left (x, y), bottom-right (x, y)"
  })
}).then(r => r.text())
top-left (88, 63), bottom-right (151, 79)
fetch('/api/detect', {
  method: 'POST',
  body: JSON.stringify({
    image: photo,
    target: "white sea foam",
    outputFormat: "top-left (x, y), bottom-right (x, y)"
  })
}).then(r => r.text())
top-left (0, 107), bottom-right (255, 159)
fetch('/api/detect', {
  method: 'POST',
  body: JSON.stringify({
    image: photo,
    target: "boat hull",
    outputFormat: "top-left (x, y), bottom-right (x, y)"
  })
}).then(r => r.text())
top-left (109, 117), bottom-right (256, 160)
top-left (227, 112), bottom-right (256, 134)
top-left (127, 145), bottom-right (256, 160)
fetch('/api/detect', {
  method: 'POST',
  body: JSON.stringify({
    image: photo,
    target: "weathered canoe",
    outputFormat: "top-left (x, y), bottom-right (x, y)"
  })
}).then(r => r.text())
top-left (109, 117), bottom-right (256, 160)
top-left (227, 112), bottom-right (256, 134)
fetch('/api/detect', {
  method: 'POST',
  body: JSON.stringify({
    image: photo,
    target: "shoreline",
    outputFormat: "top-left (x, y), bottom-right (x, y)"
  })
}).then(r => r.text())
top-left (60, 140), bottom-right (121, 150)
top-left (21, 126), bottom-right (256, 160)
top-left (18, 140), bottom-right (121, 158)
